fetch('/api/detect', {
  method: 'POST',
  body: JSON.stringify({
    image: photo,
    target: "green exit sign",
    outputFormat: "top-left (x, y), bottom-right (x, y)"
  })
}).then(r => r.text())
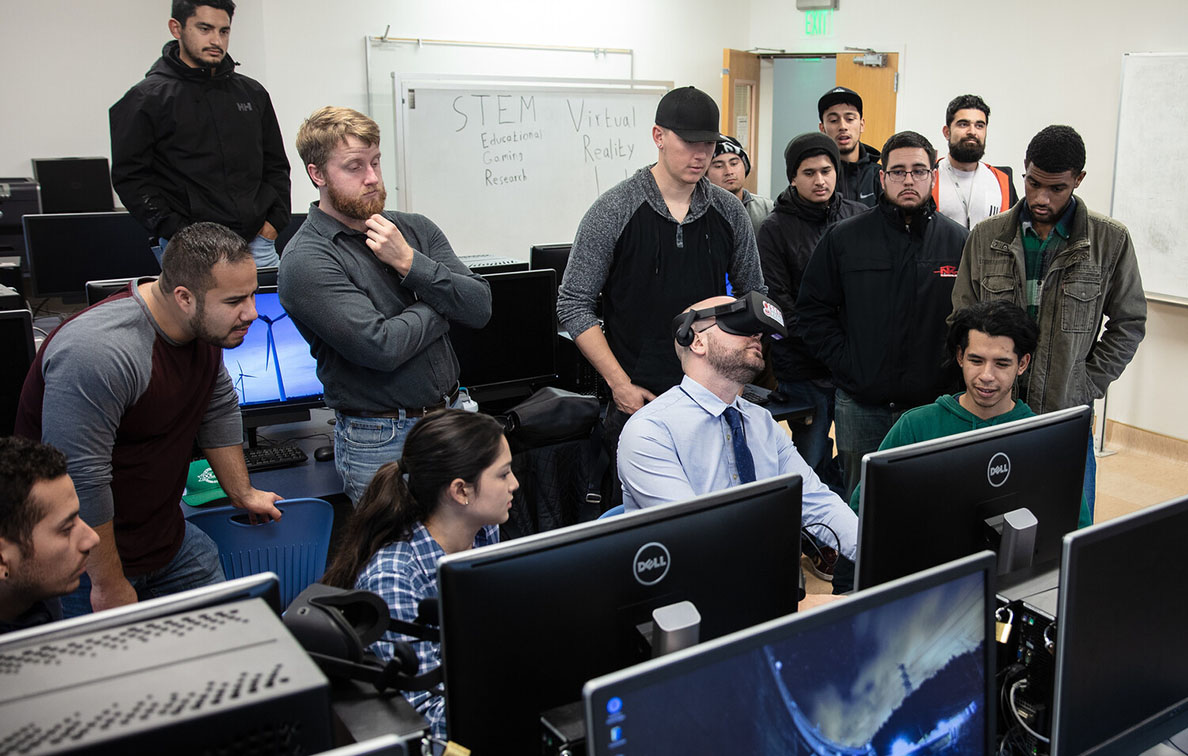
top-left (804, 9), bottom-right (834, 37)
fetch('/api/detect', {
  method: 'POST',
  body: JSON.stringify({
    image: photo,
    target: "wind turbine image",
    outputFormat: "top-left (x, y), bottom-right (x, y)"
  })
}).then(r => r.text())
top-left (233, 360), bottom-right (256, 403)
top-left (258, 310), bottom-right (290, 400)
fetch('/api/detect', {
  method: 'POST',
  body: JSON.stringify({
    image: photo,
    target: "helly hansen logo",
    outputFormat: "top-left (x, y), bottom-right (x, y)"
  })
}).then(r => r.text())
top-left (633, 542), bottom-right (671, 586)
top-left (935, 265), bottom-right (958, 278)
top-left (237, 102), bottom-right (254, 112)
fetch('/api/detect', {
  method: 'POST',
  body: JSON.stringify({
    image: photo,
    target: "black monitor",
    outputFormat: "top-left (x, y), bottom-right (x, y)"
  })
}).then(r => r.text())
top-left (437, 474), bottom-right (804, 753)
top-left (275, 212), bottom-right (307, 256)
top-left (584, 550), bottom-right (997, 755)
top-left (449, 268), bottom-right (557, 401)
top-left (222, 285), bottom-right (324, 437)
top-left (856, 406), bottom-right (1089, 591)
top-left (31, 157), bottom-right (115, 213)
top-left (0, 307), bottom-right (34, 436)
top-left (529, 243), bottom-right (571, 286)
top-left (23, 211), bottom-right (159, 300)
top-left (1049, 495), bottom-right (1188, 755)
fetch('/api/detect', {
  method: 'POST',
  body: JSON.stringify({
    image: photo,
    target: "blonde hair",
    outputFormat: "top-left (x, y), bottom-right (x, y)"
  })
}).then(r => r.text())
top-left (296, 106), bottom-right (381, 180)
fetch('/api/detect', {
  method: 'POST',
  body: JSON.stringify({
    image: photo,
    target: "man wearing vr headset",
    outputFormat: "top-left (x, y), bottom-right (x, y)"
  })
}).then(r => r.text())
top-left (617, 293), bottom-right (858, 590)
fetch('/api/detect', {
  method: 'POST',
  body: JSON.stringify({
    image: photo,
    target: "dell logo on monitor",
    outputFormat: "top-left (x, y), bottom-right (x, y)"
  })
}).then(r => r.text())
top-left (987, 452), bottom-right (1011, 487)
top-left (633, 542), bottom-right (671, 586)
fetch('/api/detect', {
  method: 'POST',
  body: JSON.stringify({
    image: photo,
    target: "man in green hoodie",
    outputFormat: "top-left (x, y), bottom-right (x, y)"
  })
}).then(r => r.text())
top-left (849, 300), bottom-right (1091, 528)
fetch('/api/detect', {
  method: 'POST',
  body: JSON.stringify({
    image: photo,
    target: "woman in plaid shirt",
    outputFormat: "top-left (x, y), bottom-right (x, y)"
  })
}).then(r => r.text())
top-left (321, 409), bottom-right (518, 737)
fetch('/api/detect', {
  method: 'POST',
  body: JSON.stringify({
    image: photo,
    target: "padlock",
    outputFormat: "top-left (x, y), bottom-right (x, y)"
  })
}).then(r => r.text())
top-left (995, 606), bottom-right (1014, 644)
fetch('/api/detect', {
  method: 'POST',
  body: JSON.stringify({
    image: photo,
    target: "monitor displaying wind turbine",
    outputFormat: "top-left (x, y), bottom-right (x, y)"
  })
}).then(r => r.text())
top-left (223, 285), bottom-right (323, 434)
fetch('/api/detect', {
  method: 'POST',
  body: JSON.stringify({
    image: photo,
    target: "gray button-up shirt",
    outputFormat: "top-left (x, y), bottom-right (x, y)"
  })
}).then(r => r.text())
top-left (278, 205), bottom-right (491, 413)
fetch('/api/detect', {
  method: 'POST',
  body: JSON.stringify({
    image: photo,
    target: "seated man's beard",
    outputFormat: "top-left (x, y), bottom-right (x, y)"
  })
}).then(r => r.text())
top-left (330, 183), bottom-right (387, 219)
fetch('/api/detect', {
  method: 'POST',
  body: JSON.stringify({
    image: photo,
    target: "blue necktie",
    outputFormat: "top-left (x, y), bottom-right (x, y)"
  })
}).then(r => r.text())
top-left (723, 406), bottom-right (756, 484)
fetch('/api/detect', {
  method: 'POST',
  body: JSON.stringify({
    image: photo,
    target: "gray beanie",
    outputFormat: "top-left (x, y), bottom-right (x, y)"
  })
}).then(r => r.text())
top-left (783, 132), bottom-right (841, 184)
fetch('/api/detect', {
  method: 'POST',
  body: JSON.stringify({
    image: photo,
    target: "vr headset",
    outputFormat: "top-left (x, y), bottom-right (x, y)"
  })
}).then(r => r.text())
top-left (671, 291), bottom-right (787, 347)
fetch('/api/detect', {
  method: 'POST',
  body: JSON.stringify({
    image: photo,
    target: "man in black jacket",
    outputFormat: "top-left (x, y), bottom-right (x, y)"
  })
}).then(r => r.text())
top-left (110, 0), bottom-right (290, 267)
top-left (818, 87), bottom-right (881, 207)
top-left (757, 133), bottom-right (864, 484)
top-left (797, 131), bottom-right (967, 499)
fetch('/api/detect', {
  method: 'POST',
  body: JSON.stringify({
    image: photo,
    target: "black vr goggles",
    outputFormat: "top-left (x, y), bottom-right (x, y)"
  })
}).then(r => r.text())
top-left (672, 291), bottom-right (787, 347)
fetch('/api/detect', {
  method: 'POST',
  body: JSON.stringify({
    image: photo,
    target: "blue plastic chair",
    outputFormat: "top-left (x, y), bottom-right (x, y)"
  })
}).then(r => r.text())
top-left (188, 497), bottom-right (334, 609)
top-left (598, 504), bottom-right (626, 519)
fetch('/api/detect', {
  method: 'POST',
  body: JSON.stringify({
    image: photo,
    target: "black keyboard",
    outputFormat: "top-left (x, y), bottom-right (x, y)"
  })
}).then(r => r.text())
top-left (740, 385), bottom-right (770, 405)
top-left (243, 443), bottom-right (308, 472)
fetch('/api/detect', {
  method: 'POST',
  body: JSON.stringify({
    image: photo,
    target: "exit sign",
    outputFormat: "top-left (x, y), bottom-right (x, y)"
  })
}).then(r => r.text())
top-left (804, 9), bottom-right (834, 37)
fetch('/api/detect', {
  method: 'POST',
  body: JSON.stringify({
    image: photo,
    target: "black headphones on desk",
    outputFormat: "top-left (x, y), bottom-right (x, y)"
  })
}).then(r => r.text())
top-left (672, 291), bottom-right (787, 347)
top-left (283, 583), bottom-right (443, 694)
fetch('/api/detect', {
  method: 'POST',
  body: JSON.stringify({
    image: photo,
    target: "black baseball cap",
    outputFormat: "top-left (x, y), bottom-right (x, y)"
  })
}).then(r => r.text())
top-left (656, 86), bottom-right (725, 143)
top-left (818, 86), bottom-right (863, 121)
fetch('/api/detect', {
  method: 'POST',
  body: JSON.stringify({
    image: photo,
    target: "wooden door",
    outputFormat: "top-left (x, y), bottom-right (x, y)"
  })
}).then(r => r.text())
top-left (834, 52), bottom-right (899, 155)
top-left (722, 49), bottom-right (761, 194)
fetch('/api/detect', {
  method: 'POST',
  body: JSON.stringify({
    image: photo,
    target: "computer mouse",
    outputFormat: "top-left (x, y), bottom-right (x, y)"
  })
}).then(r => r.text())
top-left (313, 445), bottom-right (335, 463)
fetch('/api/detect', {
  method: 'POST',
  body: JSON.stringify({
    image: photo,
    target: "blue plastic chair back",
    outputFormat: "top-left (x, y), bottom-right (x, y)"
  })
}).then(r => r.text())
top-left (188, 497), bottom-right (334, 608)
top-left (598, 504), bottom-right (626, 519)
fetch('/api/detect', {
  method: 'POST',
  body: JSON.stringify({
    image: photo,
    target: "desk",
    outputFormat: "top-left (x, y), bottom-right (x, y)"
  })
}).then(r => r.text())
top-left (330, 678), bottom-right (427, 750)
top-left (182, 409), bottom-right (345, 519)
top-left (246, 408), bottom-right (343, 499)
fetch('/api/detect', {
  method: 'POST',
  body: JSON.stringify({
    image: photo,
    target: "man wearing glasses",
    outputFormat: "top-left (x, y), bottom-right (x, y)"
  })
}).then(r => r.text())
top-left (797, 131), bottom-right (969, 500)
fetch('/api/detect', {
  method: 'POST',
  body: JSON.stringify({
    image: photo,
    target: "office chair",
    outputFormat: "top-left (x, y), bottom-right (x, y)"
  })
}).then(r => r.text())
top-left (188, 497), bottom-right (334, 608)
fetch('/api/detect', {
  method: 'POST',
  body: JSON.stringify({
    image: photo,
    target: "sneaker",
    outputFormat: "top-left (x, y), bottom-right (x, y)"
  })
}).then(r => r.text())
top-left (804, 546), bottom-right (838, 582)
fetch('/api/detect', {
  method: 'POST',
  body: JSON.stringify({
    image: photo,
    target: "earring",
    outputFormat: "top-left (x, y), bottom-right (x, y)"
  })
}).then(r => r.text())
top-left (463, 498), bottom-right (469, 506)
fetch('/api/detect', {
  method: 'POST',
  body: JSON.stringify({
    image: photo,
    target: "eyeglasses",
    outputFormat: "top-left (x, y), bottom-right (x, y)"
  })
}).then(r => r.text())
top-left (884, 168), bottom-right (932, 182)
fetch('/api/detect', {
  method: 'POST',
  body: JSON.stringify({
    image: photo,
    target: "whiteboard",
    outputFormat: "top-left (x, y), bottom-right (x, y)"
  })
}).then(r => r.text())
top-left (396, 78), bottom-right (668, 259)
top-left (1111, 53), bottom-right (1188, 304)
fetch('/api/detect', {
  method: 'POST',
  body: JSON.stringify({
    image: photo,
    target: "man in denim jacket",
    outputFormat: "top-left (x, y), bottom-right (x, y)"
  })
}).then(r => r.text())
top-left (951, 125), bottom-right (1147, 520)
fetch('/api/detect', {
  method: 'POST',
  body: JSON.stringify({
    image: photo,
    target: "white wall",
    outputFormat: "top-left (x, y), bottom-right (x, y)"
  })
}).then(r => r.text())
top-left (0, 0), bottom-right (748, 203)
top-left (749, 0), bottom-right (1188, 442)
top-left (2, 0), bottom-right (1185, 440)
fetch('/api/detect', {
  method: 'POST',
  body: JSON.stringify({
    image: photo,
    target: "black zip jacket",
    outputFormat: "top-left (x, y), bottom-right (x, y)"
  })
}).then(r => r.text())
top-left (758, 187), bottom-right (866, 382)
top-left (796, 195), bottom-right (967, 407)
top-left (837, 142), bottom-right (882, 207)
top-left (109, 41), bottom-right (290, 241)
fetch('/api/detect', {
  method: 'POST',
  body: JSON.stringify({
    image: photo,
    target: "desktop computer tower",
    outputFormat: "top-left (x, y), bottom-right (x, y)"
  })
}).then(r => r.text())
top-left (0, 598), bottom-right (332, 755)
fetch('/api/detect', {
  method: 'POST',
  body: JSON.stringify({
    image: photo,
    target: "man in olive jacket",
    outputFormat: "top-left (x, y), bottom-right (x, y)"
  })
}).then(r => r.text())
top-left (951, 124), bottom-right (1146, 520)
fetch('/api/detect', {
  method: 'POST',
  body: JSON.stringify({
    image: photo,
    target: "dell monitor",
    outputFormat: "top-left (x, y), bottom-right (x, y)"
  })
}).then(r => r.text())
top-left (23, 211), bottom-right (158, 300)
top-left (856, 405), bottom-right (1090, 591)
top-left (1049, 495), bottom-right (1188, 755)
top-left (437, 474), bottom-right (804, 753)
top-left (584, 550), bottom-right (997, 755)
top-left (449, 268), bottom-right (557, 401)
top-left (222, 285), bottom-right (324, 439)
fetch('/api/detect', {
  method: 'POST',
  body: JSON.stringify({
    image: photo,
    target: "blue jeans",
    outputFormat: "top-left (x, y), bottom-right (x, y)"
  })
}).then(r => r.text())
top-left (777, 379), bottom-right (835, 475)
top-left (334, 412), bottom-right (421, 505)
top-left (834, 388), bottom-right (904, 501)
top-left (61, 521), bottom-right (225, 618)
top-left (153, 234), bottom-right (279, 267)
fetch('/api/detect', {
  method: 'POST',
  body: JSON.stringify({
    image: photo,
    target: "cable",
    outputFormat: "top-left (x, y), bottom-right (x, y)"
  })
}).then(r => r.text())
top-left (1009, 679), bottom-right (1050, 744)
top-left (800, 521), bottom-right (841, 553)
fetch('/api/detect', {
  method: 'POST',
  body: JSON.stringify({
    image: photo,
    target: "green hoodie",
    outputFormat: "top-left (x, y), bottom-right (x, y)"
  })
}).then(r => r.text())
top-left (849, 393), bottom-right (1091, 528)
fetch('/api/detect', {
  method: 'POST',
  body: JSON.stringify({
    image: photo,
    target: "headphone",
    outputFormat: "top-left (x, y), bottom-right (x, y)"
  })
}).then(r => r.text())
top-left (672, 309), bottom-right (703, 348)
top-left (283, 583), bottom-right (444, 694)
